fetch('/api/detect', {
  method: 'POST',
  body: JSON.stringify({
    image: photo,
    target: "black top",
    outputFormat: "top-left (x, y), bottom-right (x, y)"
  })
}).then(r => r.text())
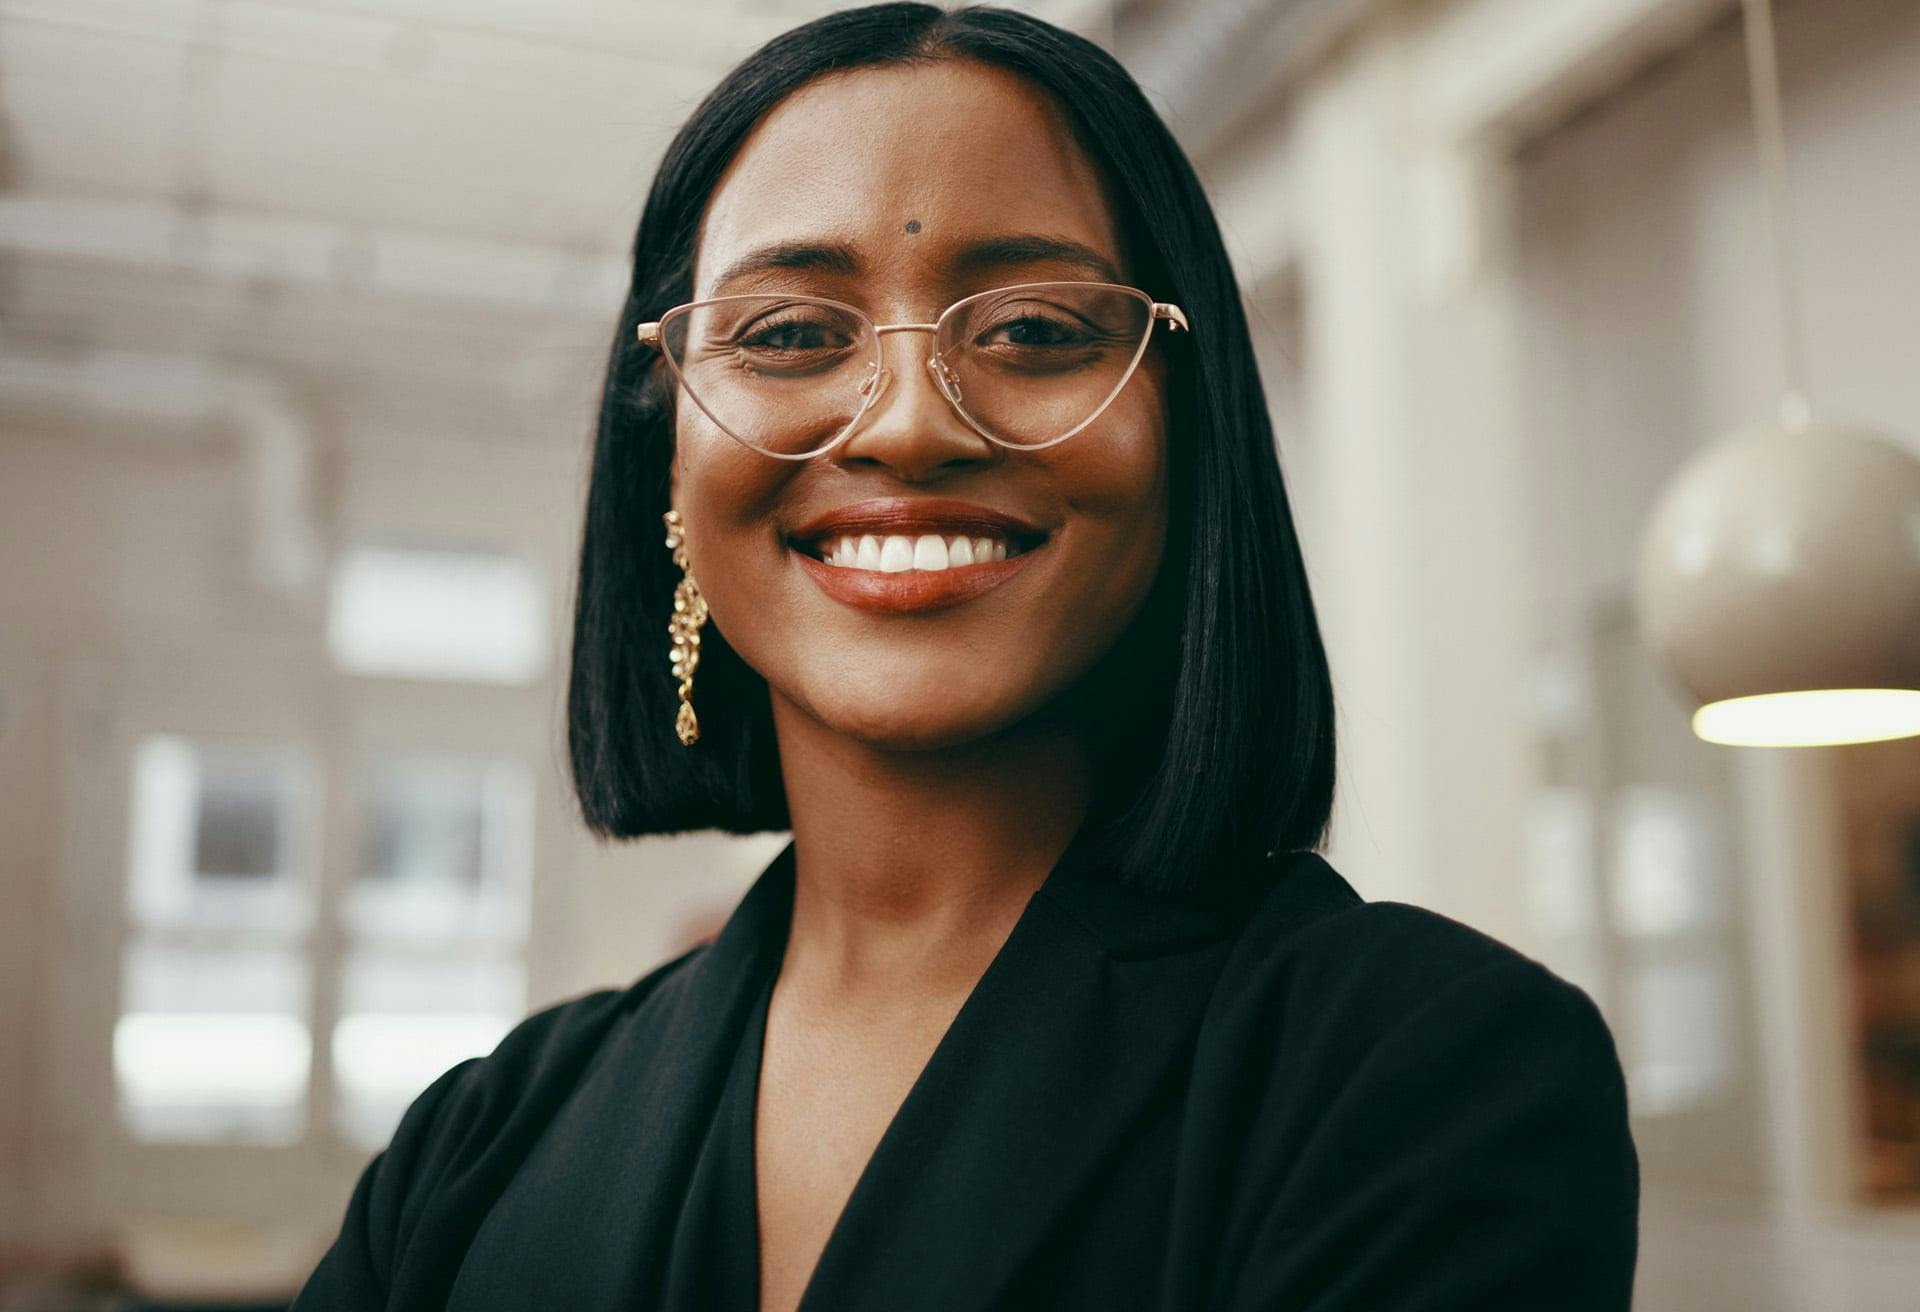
top-left (663, 966), bottom-right (771, 1308)
top-left (292, 831), bottom-right (1640, 1310)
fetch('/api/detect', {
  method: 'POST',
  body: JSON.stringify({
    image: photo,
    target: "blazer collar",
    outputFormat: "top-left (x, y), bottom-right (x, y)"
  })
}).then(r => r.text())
top-left (678, 823), bottom-right (1255, 1312)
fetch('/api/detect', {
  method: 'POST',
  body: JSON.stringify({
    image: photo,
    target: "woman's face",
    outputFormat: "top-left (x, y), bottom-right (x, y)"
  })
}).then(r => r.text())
top-left (668, 59), bottom-right (1170, 751)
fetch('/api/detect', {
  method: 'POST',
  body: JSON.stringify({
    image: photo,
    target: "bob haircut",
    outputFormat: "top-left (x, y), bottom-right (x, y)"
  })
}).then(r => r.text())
top-left (568, 1), bottom-right (1335, 896)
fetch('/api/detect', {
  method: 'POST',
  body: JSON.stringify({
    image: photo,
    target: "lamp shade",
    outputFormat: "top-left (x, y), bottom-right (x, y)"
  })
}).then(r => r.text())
top-left (1635, 421), bottom-right (1920, 746)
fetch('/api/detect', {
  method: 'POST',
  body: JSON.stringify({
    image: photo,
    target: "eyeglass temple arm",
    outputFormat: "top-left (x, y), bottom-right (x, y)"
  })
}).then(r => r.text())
top-left (1153, 303), bottom-right (1189, 332)
top-left (637, 322), bottom-right (661, 346)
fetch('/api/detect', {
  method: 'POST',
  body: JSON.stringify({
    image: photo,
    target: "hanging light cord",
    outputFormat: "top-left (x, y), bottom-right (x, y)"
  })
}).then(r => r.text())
top-left (1740, 0), bottom-right (1812, 428)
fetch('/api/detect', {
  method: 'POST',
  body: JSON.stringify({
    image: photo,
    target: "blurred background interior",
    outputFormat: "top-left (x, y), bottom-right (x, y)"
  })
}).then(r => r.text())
top-left (2, 0), bottom-right (1918, 1307)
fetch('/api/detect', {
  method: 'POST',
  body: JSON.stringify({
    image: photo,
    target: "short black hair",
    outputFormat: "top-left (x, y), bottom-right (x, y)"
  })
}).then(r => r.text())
top-left (567, 2), bottom-right (1335, 895)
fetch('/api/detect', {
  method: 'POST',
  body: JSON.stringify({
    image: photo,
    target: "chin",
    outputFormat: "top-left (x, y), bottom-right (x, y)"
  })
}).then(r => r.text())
top-left (786, 668), bottom-right (1061, 752)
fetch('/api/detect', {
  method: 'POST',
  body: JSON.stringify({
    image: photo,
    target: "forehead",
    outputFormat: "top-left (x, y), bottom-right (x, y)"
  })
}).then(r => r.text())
top-left (692, 59), bottom-right (1125, 297)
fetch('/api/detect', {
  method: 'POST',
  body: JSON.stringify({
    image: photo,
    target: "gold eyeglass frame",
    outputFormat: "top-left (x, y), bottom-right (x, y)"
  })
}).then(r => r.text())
top-left (635, 280), bottom-right (1189, 460)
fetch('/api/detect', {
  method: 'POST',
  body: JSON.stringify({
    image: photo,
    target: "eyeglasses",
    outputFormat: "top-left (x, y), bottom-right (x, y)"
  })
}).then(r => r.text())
top-left (636, 280), bottom-right (1188, 460)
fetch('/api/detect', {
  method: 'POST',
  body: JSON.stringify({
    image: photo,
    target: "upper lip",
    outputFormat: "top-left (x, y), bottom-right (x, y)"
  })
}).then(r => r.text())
top-left (787, 498), bottom-right (1050, 546)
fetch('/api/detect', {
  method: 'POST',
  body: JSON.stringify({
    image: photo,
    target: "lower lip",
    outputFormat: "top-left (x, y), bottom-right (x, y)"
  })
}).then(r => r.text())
top-left (792, 542), bottom-right (1043, 613)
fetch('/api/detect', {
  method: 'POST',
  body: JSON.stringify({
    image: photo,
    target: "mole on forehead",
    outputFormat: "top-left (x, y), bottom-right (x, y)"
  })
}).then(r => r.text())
top-left (904, 219), bottom-right (922, 234)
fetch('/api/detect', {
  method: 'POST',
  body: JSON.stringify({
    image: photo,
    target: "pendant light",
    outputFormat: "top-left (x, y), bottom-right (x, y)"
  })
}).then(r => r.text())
top-left (1635, 0), bottom-right (1920, 747)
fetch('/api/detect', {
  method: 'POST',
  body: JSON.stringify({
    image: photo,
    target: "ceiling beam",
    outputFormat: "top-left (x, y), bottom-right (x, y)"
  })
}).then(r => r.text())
top-left (0, 194), bottom-right (628, 315)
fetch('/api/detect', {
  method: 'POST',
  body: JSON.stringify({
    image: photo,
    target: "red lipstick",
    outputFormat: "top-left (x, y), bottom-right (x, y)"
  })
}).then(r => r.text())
top-left (792, 545), bottom-right (1040, 614)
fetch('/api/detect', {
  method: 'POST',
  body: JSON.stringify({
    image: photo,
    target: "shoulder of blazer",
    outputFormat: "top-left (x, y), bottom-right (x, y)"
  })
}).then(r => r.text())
top-left (1191, 857), bottom-right (1637, 1312)
top-left (1247, 849), bottom-right (1553, 969)
top-left (1215, 849), bottom-right (1581, 1049)
top-left (386, 941), bottom-right (711, 1178)
top-left (300, 943), bottom-right (722, 1300)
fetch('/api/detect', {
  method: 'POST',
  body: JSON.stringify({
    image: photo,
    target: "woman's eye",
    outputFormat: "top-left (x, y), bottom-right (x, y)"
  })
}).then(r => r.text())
top-left (983, 316), bottom-right (1087, 348)
top-left (739, 320), bottom-right (845, 352)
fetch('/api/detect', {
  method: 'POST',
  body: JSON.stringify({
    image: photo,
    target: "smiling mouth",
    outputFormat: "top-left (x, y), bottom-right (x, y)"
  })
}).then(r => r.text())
top-left (790, 530), bottom-right (1049, 571)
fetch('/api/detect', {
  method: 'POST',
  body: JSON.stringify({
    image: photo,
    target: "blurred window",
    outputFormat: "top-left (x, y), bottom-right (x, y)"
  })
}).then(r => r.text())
top-left (126, 734), bottom-right (314, 934)
top-left (326, 543), bottom-right (547, 685)
top-left (1609, 784), bottom-right (1725, 938)
top-left (333, 749), bottom-right (532, 1148)
top-left (118, 737), bottom-right (317, 1143)
top-left (116, 736), bottom-right (534, 1152)
top-left (1626, 956), bottom-right (1733, 1113)
top-left (115, 944), bottom-right (310, 1145)
top-left (1524, 606), bottom-right (1746, 1123)
top-left (344, 751), bottom-right (532, 943)
top-left (332, 953), bottom-right (521, 1150)
top-left (1608, 784), bottom-right (1735, 1115)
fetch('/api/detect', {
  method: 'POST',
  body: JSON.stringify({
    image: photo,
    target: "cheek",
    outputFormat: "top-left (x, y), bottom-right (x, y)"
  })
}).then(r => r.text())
top-left (672, 414), bottom-right (788, 620)
top-left (1054, 392), bottom-right (1169, 598)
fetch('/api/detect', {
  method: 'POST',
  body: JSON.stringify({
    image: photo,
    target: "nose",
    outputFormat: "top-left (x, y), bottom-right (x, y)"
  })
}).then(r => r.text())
top-left (829, 328), bottom-right (999, 481)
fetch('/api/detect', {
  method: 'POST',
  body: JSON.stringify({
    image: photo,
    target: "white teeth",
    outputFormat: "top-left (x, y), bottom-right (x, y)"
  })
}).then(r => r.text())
top-left (878, 536), bottom-right (914, 572)
top-left (814, 532), bottom-right (1031, 570)
top-left (912, 534), bottom-right (947, 570)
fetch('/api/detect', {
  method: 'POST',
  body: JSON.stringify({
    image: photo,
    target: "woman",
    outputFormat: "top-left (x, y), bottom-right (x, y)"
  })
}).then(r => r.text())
top-left (295, 5), bottom-right (1638, 1310)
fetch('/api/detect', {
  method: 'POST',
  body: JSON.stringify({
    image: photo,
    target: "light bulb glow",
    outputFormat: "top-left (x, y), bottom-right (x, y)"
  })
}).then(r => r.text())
top-left (1693, 689), bottom-right (1920, 746)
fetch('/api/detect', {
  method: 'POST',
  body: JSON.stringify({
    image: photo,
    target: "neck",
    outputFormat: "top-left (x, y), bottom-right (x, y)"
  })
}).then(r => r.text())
top-left (769, 692), bottom-right (1093, 1002)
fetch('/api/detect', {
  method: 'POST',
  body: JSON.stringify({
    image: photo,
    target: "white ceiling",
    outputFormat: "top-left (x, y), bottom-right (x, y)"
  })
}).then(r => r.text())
top-left (0, 0), bottom-right (1125, 317)
top-left (8, 1), bottom-right (818, 254)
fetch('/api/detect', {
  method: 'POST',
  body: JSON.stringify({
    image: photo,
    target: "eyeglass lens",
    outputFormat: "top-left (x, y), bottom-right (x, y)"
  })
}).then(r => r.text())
top-left (659, 284), bottom-right (1154, 457)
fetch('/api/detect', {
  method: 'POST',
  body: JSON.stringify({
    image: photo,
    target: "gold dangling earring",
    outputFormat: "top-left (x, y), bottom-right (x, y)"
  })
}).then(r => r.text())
top-left (662, 509), bottom-right (708, 746)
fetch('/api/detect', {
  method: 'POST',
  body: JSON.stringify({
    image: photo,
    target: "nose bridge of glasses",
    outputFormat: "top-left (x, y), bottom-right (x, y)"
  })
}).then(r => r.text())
top-left (862, 321), bottom-right (965, 414)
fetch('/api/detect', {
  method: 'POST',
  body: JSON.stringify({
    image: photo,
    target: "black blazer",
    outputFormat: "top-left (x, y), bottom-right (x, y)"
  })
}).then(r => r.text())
top-left (293, 836), bottom-right (1639, 1310)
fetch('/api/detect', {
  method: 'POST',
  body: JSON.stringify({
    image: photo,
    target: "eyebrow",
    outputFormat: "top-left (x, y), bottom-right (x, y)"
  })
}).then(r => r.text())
top-left (706, 240), bottom-right (860, 296)
top-left (703, 233), bottom-right (1125, 297)
top-left (949, 235), bottom-right (1123, 285)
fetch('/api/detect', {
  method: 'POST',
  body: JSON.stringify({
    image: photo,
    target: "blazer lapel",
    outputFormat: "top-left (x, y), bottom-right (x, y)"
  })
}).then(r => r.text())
top-left (796, 833), bottom-right (1250, 1312)
top-left (450, 840), bottom-right (797, 1308)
